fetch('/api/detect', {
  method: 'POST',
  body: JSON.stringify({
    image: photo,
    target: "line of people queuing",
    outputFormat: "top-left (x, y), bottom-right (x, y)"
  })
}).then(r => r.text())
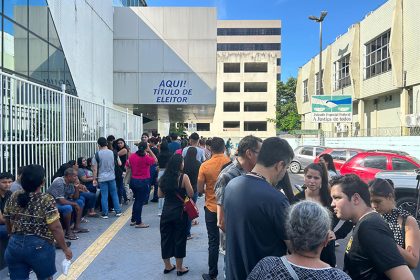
top-left (1, 130), bottom-right (420, 280)
top-left (154, 133), bottom-right (420, 280)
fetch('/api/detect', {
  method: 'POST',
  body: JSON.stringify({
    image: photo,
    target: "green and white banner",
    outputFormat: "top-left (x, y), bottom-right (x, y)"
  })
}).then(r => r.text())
top-left (311, 95), bottom-right (352, 123)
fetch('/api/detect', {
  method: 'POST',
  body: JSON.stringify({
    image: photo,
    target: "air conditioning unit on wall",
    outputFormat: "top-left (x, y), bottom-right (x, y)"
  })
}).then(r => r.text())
top-left (404, 114), bottom-right (420, 127)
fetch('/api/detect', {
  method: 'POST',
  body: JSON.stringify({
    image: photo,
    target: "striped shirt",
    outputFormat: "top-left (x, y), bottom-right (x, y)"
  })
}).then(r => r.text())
top-left (215, 158), bottom-right (246, 205)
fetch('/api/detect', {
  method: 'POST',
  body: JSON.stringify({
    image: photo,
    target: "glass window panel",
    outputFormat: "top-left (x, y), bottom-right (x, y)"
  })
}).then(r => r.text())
top-left (363, 156), bottom-right (387, 170)
top-left (4, 19), bottom-right (28, 76)
top-left (48, 46), bottom-right (64, 88)
top-left (28, 0), bottom-right (48, 40)
top-left (392, 158), bottom-right (417, 171)
top-left (48, 10), bottom-right (61, 49)
top-left (64, 59), bottom-right (77, 95)
top-left (29, 33), bottom-right (48, 81)
top-left (4, 0), bottom-right (28, 28)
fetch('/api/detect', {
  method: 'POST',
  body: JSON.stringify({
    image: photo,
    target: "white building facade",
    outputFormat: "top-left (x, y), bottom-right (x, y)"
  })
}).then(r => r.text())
top-left (198, 20), bottom-right (281, 141)
top-left (296, 0), bottom-right (420, 137)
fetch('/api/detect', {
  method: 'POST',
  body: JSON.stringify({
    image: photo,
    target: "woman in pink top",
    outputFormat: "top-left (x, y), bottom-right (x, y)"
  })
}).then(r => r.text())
top-left (126, 142), bottom-right (157, 228)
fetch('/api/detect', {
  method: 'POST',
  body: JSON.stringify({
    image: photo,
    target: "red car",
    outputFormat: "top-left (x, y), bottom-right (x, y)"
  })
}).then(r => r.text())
top-left (340, 151), bottom-right (420, 183)
top-left (314, 148), bottom-right (364, 171)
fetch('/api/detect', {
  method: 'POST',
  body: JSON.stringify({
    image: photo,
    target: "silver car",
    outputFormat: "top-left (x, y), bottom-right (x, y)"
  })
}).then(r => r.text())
top-left (289, 145), bottom-right (326, 174)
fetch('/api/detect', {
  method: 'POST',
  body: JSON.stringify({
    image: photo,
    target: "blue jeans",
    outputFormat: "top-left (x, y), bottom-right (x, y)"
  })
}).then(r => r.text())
top-left (116, 174), bottom-right (127, 203)
top-left (80, 192), bottom-right (96, 210)
top-left (0, 224), bottom-right (8, 240)
top-left (186, 192), bottom-right (199, 236)
top-left (5, 235), bottom-right (56, 280)
top-left (130, 178), bottom-right (150, 224)
top-left (99, 179), bottom-right (121, 215)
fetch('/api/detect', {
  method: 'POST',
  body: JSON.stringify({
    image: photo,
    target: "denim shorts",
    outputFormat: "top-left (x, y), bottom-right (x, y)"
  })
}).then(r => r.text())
top-left (5, 234), bottom-right (56, 280)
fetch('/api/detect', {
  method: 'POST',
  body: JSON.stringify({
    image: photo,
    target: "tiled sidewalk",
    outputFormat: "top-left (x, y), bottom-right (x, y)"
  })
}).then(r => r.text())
top-left (0, 195), bottom-right (222, 280)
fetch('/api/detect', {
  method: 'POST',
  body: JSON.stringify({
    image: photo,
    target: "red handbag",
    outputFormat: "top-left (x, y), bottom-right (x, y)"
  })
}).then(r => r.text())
top-left (176, 194), bottom-right (199, 220)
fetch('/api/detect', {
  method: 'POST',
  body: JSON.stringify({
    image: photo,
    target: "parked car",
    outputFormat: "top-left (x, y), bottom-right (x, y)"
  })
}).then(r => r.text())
top-left (375, 170), bottom-right (420, 221)
top-left (314, 147), bottom-right (365, 171)
top-left (340, 151), bottom-right (420, 183)
top-left (289, 145), bottom-right (327, 174)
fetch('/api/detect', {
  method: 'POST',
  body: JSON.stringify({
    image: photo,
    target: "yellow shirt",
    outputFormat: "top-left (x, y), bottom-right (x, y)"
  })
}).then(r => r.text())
top-left (198, 153), bottom-right (231, 213)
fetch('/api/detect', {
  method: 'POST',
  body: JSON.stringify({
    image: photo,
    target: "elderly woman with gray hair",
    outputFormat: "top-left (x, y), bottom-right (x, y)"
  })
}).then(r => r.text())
top-left (247, 201), bottom-right (351, 280)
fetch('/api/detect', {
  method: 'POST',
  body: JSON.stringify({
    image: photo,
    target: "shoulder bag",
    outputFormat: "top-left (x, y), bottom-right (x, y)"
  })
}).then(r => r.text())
top-left (176, 174), bottom-right (199, 220)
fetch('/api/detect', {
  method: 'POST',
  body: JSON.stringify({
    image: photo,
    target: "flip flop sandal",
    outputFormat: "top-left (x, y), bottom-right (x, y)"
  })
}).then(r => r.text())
top-left (65, 234), bottom-right (79, 240)
top-left (73, 228), bottom-right (89, 233)
top-left (163, 265), bottom-right (176, 274)
top-left (134, 224), bottom-right (149, 228)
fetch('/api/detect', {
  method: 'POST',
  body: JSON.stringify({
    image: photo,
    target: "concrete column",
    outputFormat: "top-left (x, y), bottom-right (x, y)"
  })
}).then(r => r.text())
top-left (401, 89), bottom-right (410, 136)
top-left (358, 100), bottom-right (365, 135)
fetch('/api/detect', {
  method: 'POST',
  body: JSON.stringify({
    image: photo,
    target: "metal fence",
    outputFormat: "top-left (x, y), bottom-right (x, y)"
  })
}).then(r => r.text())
top-left (0, 71), bottom-right (143, 186)
top-left (321, 126), bottom-right (420, 138)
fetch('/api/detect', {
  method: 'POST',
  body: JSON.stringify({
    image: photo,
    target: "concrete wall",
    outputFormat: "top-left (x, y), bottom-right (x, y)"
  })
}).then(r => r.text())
top-left (47, 0), bottom-right (114, 105)
top-left (113, 7), bottom-right (217, 106)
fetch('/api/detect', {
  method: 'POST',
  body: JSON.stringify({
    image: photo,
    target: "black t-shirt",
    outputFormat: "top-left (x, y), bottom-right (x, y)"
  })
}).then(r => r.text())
top-left (344, 212), bottom-right (406, 280)
top-left (158, 152), bottom-right (172, 169)
top-left (0, 190), bottom-right (12, 214)
top-left (224, 174), bottom-right (289, 280)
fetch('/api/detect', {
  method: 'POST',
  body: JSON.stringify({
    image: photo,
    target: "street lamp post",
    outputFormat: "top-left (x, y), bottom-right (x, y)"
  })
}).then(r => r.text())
top-left (309, 11), bottom-right (327, 145)
top-left (309, 11), bottom-right (327, 95)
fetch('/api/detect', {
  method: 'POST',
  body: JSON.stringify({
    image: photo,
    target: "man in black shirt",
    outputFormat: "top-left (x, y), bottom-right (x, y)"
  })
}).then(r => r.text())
top-left (330, 174), bottom-right (413, 280)
top-left (0, 172), bottom-right (13, 240)
top-left (224, 137), bottom-right (294, 280)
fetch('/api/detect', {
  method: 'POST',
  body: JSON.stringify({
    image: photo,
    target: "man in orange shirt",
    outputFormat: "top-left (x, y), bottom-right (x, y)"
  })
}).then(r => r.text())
top-left (198, 137), bottom-right (231, 280)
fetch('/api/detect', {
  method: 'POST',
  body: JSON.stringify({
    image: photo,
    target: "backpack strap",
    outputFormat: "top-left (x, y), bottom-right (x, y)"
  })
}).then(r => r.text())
top-left (280, 256), bottom-right (299, 280)
top-left (402, 215), bottom-right (407, 249)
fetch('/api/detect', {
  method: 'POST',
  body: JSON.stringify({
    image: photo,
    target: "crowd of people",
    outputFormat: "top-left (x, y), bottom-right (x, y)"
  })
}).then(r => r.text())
top-left (0, 131), bottom-right (419, 280)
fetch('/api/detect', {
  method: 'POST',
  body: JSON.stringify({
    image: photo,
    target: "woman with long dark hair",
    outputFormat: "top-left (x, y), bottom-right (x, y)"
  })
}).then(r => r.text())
top-left (126, 142), bottom-right (157, 228)
top-left (183, 147), bottom-right (201, 238)
top-left (115, 138), bottom-right (130, 204)
top-left (4, 165), bottom-right (72, 280)
top-left (157, 141), bottom-right (173, 216)
top-left (294, 163), bottom-right (352, 267)
top-left (319, 153), bottom-right (339, 178)
top-left (159, 154), bottom-right (194, 276)
top-left (77, 157), bottom-right (95, 193)
top-left (369, 178), bottom-right (420, 269)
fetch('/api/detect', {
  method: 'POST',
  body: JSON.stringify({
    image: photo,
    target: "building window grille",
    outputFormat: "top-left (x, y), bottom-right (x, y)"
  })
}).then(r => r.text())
top-left (334, 54), bottom-right (351, 90)
top-left (217, 28), bottom-right (281, 36)
top-left (223, 102), bottom-right (240, 112)
top-left (223, 82), bottom-right (240, 92)
top-left (197, 123), bottom-right (210, 131)
top-left (365, 30), bottom-right (392, 79)
top-left (244, 121), bottom-right (267, 131)
top-left (303, 79), bottom-right (308, 103)
top-left (223, 63), bottom-right (240, 73)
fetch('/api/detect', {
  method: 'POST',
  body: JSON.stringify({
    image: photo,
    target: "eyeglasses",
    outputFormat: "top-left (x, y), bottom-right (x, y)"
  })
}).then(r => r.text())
top-left (251, 150), bottom-right (260, 155)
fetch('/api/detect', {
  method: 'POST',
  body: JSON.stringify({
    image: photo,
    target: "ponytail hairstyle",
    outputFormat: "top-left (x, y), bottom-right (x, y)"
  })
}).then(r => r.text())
top-left (18, 165), bottom-right (45, 208)
top-left (368, 178), bottom-right (395, 199)
top-left (136, 141), bottom-right (147, 157)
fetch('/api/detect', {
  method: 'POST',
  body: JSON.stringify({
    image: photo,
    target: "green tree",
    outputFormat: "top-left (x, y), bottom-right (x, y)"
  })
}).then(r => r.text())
top-left (268, 77), bottom-right (301, 132)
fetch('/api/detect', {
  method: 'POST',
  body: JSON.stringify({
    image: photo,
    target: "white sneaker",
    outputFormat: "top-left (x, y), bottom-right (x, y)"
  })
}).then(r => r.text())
top-left (116, 212), bottom-right (122, 217)
top-left (101, 214), bottom-right (109, 219)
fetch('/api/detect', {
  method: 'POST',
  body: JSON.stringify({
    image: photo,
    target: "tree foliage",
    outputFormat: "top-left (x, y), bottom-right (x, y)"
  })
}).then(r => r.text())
top-left (268, 77), bottom-right (301, 132)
